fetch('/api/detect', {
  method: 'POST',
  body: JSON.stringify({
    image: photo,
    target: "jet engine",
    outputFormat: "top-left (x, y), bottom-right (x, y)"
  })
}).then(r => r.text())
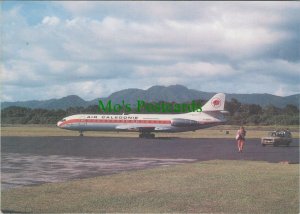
top-left (171, 118), bottom-right (199, 127)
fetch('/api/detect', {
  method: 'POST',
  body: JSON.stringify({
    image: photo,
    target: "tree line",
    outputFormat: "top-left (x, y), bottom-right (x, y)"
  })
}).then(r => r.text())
top-left (1, 98), bottom-right (299, 125)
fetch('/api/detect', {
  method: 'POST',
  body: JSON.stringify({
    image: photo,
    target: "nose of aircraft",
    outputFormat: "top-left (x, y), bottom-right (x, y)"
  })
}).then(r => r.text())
top-left (57, 121), bottom-right (62, 127)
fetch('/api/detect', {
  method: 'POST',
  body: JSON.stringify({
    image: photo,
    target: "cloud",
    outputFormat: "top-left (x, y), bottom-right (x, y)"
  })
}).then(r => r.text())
top-left (240, 59), bottom-right (300, 85)
top-left (2, 2), bottom-right (300, 101)
top-left (135, 62), bottom-right (237, 78)
top-left (56, 2), bottom-right (100, 15)
top-left (42, 16), bottom-right (60, 26)
top-left (275, 85), bottom-right (285, 97)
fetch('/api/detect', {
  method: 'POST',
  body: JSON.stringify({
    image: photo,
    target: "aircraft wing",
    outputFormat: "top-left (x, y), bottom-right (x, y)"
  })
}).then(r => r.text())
top-left (115, 125), bottom-right (172, 132)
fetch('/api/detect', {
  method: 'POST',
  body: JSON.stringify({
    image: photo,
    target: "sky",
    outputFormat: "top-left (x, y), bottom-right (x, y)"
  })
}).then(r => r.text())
top-left (2, 1), bottom-right (300, 101)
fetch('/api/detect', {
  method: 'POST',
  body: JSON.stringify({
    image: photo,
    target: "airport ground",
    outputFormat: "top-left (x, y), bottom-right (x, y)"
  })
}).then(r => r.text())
top-left (1, 124), bottom-right (299, 138)
top-left (1, 125), bottom-right (299, 213)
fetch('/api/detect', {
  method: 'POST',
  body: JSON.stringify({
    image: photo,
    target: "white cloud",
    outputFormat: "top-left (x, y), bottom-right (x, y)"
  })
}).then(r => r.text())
top-left (48, 60), bottom-right (72, 73)
top-left (240, 59), bottom-right (300, 78)
top-left (2, 2), bottom-right (300, 101)
top-left (42, 16), bottom-right (60, 26)
top-left (275, 85), bottom-right (285, 97)
top-left (56, 2), bottom-right (100, 15)
top-left (135, 62), bottom-right (237, 78)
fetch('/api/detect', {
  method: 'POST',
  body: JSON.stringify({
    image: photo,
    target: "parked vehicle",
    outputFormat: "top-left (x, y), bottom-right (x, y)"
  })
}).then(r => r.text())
top-left (261, 130), bottom-right (292, 147)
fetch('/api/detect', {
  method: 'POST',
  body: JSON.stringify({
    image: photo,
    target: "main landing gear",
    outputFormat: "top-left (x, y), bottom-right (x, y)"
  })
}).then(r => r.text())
top-left (139, 133), bottom-right (155, 139)
top-left (79, 131), bottom-right (84, 137)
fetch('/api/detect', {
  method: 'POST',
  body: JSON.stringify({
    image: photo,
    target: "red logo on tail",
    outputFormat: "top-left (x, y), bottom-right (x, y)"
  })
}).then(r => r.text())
top-left (211, 98), bottom-right (221, 108)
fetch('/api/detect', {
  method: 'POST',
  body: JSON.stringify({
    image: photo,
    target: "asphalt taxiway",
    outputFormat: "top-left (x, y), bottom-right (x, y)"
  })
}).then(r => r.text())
top-left (2, 136), bottom-right (299, 189)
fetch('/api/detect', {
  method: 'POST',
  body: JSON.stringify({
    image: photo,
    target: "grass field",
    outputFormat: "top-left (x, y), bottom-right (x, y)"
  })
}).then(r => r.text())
top-left (1, 160), bottom-right (298, 213)
top-left (1, 124), bottom-right (299, 138)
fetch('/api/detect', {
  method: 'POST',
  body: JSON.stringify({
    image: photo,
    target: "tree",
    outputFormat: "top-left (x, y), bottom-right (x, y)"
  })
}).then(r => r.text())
top-left (283, 104), bottom-right (299, 115)
top-left (248, 104), bottom-right (262, 115)
top-left (263, 105), bottom-right (281, 115)
top-left (225, 98), bottom-right (241, 116)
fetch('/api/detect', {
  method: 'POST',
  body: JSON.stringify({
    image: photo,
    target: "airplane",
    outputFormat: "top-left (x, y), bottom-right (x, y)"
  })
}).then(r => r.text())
top-left (57, 93), bottom-right (228, 138)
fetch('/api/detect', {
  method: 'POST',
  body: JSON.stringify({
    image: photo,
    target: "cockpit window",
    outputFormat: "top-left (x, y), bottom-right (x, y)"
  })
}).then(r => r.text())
top-left (62, 119), bottom-right (66, 122)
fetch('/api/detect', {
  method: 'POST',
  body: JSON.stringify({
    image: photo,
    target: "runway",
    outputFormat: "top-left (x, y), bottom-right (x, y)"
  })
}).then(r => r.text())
top-left (2, 136), bottom-right (299, 190)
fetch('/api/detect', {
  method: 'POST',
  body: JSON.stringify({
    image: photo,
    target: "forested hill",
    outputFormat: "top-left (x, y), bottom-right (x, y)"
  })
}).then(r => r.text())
top-left (2, 85), bottom-right (299, 110)
top-left (1, 98), bottom-right (299, 125)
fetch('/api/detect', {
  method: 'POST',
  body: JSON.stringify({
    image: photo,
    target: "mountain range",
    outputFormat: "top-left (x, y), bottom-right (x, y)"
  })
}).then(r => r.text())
top-left (1, 85), bottom-right (299, 110)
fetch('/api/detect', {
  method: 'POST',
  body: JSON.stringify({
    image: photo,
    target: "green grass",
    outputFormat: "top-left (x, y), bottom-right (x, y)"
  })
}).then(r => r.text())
top-left (1, 125), bottom-right (299, 138)
top-left (1, 160), bottom-right (299, 213)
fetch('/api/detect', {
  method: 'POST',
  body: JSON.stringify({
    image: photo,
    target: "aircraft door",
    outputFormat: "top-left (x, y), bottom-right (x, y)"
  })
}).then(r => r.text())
top-left (79, 116), bottom-right (86, 126)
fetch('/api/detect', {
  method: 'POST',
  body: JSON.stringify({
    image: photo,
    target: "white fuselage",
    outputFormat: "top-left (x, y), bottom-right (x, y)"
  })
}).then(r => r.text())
top-left (57, 93), bottom-right (227, 134)
top-left (57, 111), bottom-right (226, 133)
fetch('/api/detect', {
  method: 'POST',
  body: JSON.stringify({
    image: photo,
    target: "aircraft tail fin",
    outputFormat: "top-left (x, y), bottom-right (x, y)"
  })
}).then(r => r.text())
top-left (202, 93), bottom-right (225, 112)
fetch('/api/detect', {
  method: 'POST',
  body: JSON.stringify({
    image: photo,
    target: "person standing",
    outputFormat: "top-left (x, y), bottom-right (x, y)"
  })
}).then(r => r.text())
top-left (236, 126), bottom-right (246, 152)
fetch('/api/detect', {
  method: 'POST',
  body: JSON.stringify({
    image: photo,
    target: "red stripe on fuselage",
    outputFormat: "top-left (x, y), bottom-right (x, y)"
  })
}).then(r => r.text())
top-left (59, 119), bottom-right (172, 127)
